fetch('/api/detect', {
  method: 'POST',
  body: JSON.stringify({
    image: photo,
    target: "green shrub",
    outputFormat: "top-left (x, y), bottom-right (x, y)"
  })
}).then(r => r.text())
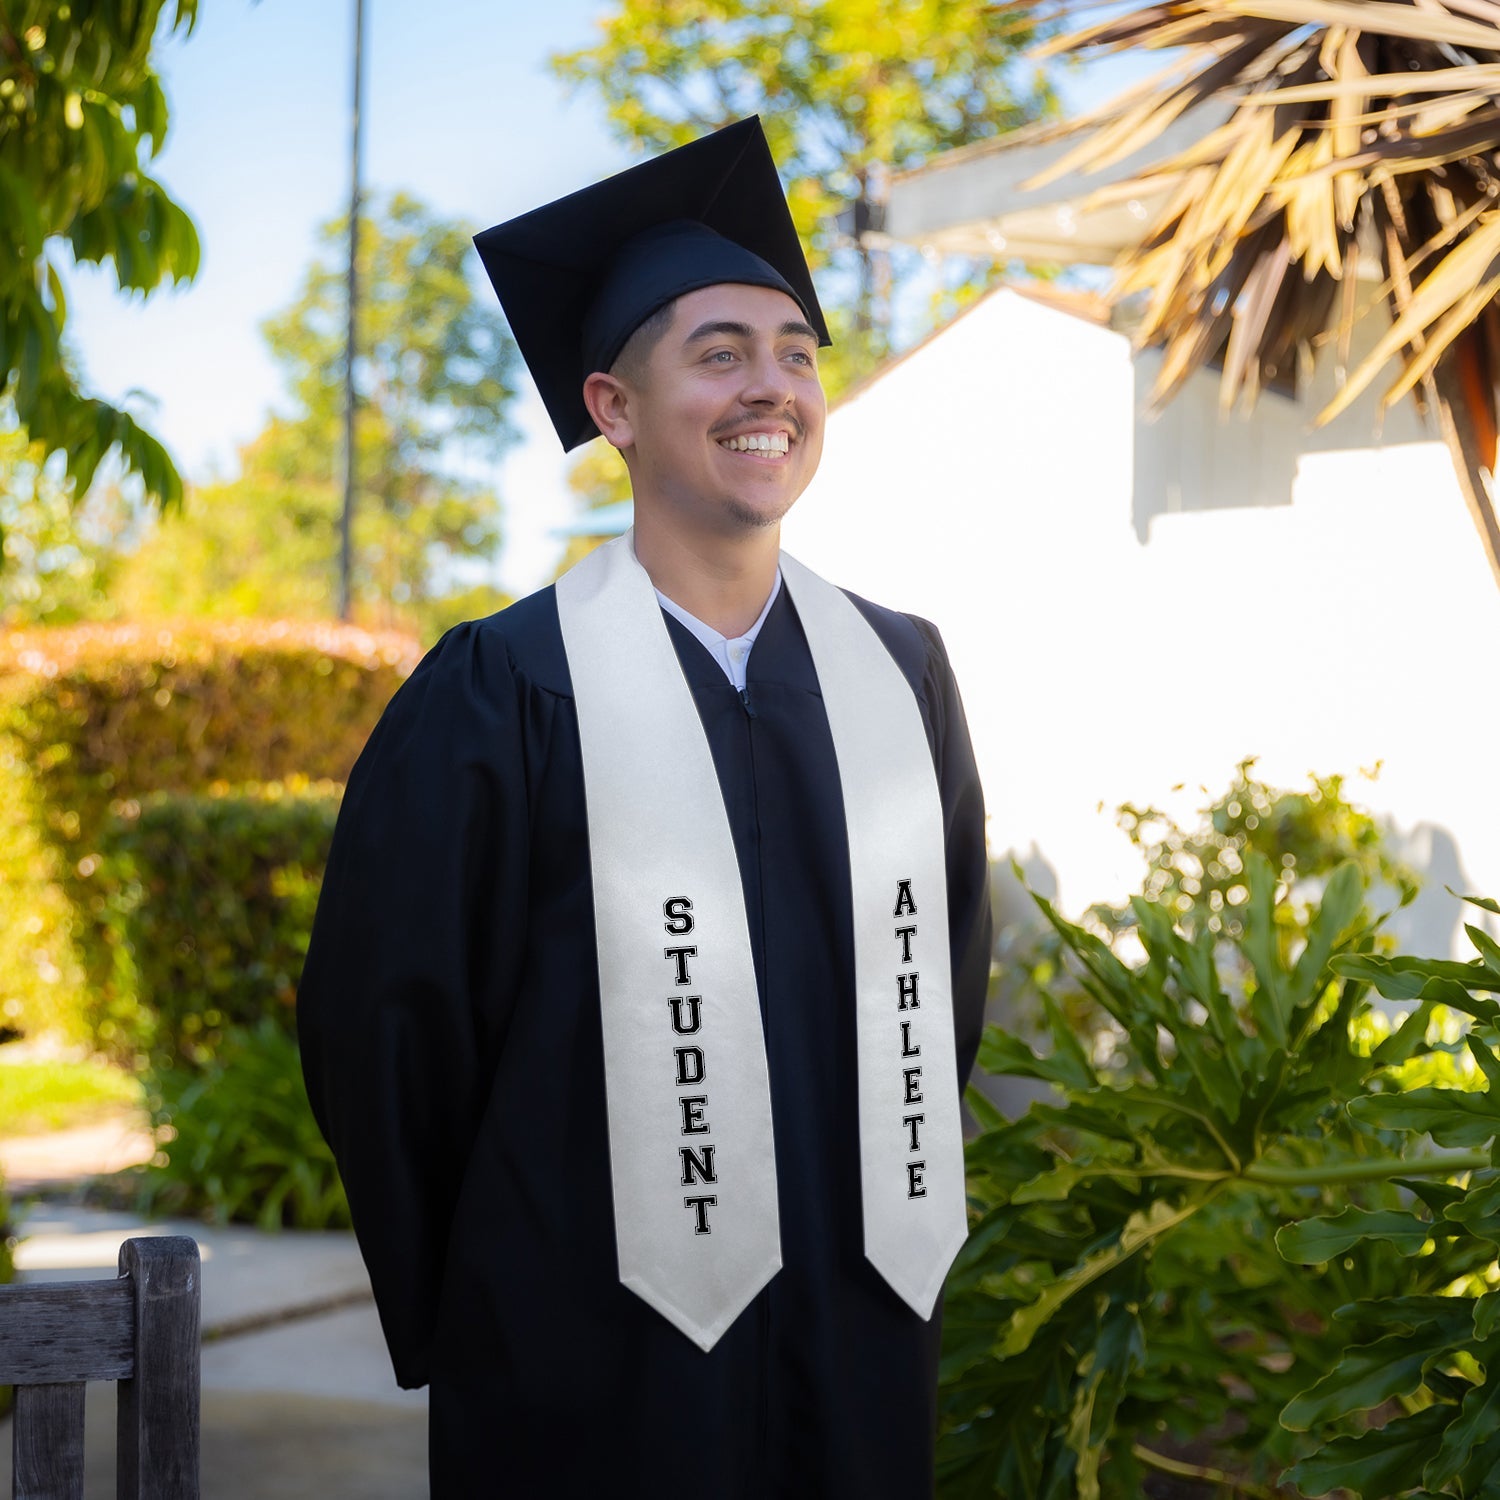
top-left (939, 860), bottom-right (1500, 1498)
top-left (139, 1017), bottom-right (348, 1231)
top-left (0, 620), bottom-right (415, 1046)
top-left (97, 780), bottom-right (341, 1066)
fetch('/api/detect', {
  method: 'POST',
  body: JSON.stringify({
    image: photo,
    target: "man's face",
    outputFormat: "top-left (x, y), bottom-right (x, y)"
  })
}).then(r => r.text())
top-left (619, 282), bottom-right (826, 535)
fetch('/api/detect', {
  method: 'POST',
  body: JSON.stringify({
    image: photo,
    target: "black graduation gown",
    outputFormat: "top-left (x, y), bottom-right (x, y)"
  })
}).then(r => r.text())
top-left (297, 580), bottom-right (992, 1500)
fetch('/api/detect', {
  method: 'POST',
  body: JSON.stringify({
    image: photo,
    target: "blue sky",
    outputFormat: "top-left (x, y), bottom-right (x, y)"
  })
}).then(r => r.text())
top-left (67, 2), bottom-right (1145, 595)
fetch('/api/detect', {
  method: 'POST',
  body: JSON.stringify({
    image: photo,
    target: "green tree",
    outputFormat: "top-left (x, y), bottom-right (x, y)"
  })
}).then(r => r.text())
top-left (552, 0), bottom-right (1057, 391)
top-left (116, 193), bottom-right (520, 639)
top-left (0, 0), bottom-right (202, 523)
top-left (0, 417), bottom-right (132, 624)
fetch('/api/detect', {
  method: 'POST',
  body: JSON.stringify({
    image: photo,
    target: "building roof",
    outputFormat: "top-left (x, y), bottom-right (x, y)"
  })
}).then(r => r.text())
top-left (883, 102), bottom-right (1232, 266)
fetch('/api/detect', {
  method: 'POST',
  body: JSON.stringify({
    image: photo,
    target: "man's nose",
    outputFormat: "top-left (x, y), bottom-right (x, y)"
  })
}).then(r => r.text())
top-left (741, 348), bottom-right (794, 405)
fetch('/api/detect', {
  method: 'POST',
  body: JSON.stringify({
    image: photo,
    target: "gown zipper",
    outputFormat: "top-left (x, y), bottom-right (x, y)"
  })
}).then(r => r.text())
top-left (739, 677), bottom-right (771, 1489)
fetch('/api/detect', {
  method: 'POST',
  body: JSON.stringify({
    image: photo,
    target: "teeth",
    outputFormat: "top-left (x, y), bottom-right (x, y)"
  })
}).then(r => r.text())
top-left (719, 433), bottom-right (789, 454)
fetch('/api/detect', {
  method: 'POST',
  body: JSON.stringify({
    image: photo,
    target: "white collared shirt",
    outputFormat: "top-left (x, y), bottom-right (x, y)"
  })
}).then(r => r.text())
top-left (655, 570), bottom-right (782, 691)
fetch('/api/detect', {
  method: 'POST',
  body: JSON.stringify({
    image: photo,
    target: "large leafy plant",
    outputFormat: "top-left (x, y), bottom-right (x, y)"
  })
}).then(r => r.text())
top-left (139, 1016), bottom-right (349, 1232)
top-left (1279, 913), bottom-right (1500, 1499)
top-left (940, 858), bottom-right (1500, 1498)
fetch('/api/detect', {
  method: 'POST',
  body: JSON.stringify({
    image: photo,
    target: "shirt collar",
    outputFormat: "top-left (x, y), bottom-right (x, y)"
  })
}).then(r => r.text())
top-left (655, 570), bottom-right (782, 690)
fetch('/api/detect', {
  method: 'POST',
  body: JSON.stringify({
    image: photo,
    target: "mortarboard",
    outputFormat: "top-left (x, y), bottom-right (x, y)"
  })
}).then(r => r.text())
top-left (473, 116), bottom-right (832, 452)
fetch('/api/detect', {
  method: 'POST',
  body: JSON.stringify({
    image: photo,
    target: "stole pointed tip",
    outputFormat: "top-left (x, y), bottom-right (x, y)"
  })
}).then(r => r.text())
top-left (864, 1224), bottom-right (970, 1322)
top-left (620, 1252), bottom-right (783, 1353)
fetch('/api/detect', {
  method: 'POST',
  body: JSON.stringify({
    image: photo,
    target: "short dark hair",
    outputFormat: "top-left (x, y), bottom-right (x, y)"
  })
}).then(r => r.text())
top-left (609, 299), bottom-right (677, 384)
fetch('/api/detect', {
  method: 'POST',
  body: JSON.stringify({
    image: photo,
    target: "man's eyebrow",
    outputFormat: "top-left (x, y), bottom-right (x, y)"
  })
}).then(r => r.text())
top-left (684, 320), bottom-right (755, 344)
top-left (682, 319), bottom-right (821, 344)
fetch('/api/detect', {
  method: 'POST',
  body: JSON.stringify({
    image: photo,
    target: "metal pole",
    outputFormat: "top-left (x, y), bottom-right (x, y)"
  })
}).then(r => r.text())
top-left (338, 0), bottom-right (365, 621)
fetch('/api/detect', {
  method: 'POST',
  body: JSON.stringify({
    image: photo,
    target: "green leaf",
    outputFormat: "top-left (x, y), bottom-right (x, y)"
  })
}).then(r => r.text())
top-left (1470, 924), bottom-right (1500, 974)
top-left (1466, 1430), bottom-right (1500, 1497)
top-left (1443, 1176), bottom-right (1500, 1241)
top-left (1392, 1175), bottom-right (1467, 1214)
top-left (1426, 1373), bottom-right (1500, 1489)
top-left (1331, 1294), bottom-right (1477, 1337)
top-left (1280, 1331), bottom-right (1441, 1431)
top-left (1451, 890), bottom-right (1500, 916)
top-left (1289, 860), bottom-right (1365, 1009)
top-left (1471, 1032), bottom-right (1500, 1093)
top-left (999, 1195), bottom-right (1207, 1357)
top-left (1242, 852), bottom-right (1291, 1048)
top-left (1371, 1002), bottom-right (1437, 1067)
top-left (976, 1026), bottom-right (1088, 1092)
top-left (1474, 1291), bottom-right (1500, 1341)
top-left (1333, 953), bottom-right (1500, 1014)
top-left (1277, 1207), bottom-right (1438, 1263)
top-left (1350, 1087), bottom-right (1500, 1147)
top-left (1283, 1404), bottom-right (1451, 1497)
top-left (963, 1082), bottom-right (1006, 1133)
top-left (1064, 1376), bottom-right (1101, 1500)
top-left (1010, 1158), bottom-right (1137, 1204)
top-left (1041, 992), bottom-right (1097, 1091)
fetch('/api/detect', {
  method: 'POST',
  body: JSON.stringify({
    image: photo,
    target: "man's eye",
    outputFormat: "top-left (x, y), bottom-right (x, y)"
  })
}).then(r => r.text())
top-left (708, 349), bottom-right (738, 363)
top-left (785, 349), bottom-right (815, 366)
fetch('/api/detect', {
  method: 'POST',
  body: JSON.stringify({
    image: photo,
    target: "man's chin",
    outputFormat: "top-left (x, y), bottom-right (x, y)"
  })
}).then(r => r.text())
top-left (722, 498), bottom-right (790, 531)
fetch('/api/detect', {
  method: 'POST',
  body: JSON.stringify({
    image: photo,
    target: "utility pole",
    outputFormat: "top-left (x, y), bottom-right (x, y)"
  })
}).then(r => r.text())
top-left (338, 0), bottom-right (366, 621)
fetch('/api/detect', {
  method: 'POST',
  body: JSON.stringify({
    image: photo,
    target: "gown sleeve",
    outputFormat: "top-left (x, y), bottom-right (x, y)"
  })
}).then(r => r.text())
top-left (911, 617), bottom-right (993, 1094)
top-left (296, 618), bottom-right (525, 1389)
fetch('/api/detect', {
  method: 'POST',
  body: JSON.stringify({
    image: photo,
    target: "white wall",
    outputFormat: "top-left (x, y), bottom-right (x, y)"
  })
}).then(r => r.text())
top-left (784, 288), bottom-right (1500, 955)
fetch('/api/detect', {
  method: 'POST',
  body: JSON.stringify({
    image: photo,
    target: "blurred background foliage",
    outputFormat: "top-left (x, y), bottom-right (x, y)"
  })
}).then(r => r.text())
top-left (0, 0), bottom-right (200, 516)
top-left (995, 761), bottom-right (1423, 1053)
top-left (1, 193), bottom-right (520, 642)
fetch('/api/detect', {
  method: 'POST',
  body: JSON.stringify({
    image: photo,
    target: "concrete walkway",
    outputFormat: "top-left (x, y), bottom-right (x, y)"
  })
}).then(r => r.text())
top-left (0, 1190), bottom-right (428, 1496)
top-left (0, 1113), bottom-right (156, 1190)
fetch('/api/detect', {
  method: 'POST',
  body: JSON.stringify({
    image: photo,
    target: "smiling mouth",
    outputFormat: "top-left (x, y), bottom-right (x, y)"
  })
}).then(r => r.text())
top-left (717, 432), bottom-right (790, 455)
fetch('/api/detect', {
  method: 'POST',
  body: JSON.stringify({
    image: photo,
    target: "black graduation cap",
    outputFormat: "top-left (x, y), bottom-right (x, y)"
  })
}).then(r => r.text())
top-left (473, 116), bottom-right (832, 452)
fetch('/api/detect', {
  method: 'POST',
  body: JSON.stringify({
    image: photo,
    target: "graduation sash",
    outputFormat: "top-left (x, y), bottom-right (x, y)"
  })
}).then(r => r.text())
top-left (555, 531), bottom-right (966, 1351)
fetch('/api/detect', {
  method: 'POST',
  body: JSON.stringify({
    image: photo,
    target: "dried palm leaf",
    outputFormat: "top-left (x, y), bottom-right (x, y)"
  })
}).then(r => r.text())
top-left (1018, 0), bottom-right (1500, 581)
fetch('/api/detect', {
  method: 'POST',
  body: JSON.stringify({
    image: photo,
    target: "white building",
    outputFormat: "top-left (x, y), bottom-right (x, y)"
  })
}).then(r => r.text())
top-left (784, 274), bottom-right (1500, 959)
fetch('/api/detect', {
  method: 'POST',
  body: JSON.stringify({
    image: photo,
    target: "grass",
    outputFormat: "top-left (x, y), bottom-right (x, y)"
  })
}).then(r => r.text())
top-left (0, 1058), bottom-right (143, 1137)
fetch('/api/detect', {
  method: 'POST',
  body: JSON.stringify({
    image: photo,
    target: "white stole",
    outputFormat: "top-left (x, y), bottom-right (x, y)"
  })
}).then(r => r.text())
top-left (555, 532), bottom-right (966, 1351)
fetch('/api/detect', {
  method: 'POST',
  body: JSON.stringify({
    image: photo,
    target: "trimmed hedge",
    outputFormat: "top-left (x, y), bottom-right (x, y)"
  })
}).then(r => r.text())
top-left (0, 620), bottom-right (417, 1049)
top-left (98, 781), bottom-right (342, 1067)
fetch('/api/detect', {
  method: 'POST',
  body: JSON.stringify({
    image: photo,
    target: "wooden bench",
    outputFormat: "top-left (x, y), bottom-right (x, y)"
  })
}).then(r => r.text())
top-left (0, 1235), bottom-right (200, 1499)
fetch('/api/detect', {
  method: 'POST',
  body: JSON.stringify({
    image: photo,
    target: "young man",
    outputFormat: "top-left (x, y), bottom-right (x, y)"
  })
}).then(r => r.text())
top-left (297, 118), bottom-right (992, 1499)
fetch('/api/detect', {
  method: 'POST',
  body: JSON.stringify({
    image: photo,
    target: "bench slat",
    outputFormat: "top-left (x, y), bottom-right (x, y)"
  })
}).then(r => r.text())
top-left (118, 1236), bottom-right (201, 1500)
top-left (0, 1279), bottom-right (134, 1382)
top-left (12, 1382), bottom-right (86, 1500)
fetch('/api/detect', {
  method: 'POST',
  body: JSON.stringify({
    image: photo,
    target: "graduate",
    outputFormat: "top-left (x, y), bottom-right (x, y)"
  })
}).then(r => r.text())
top-left (297, 116), bottom-right (993, 1499)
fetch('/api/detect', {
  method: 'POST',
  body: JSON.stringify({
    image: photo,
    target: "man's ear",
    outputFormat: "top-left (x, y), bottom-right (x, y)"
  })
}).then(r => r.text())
top-left (583, 371), bottom-right (636, 451)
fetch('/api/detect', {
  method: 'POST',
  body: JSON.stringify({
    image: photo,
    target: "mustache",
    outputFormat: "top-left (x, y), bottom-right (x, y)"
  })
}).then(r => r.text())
top-left (709, 413), bottom-right (805, 442)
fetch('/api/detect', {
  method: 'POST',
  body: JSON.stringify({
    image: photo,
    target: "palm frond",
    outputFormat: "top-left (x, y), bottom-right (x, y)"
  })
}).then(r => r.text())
top-left (1029, 0), bottom-right (1500, 442)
